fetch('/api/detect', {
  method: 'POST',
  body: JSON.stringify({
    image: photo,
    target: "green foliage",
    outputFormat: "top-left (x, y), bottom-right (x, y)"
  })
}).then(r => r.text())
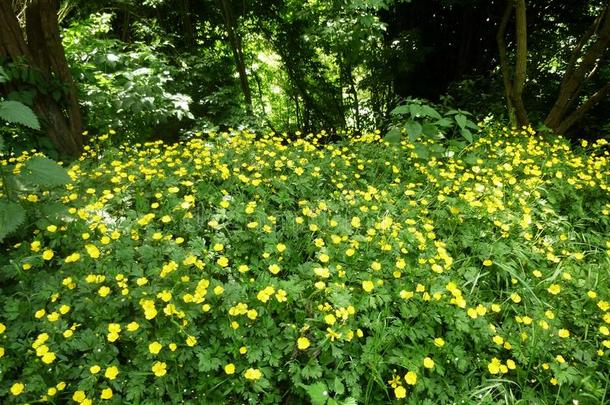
top-left (1, 125), bottom-right (609, 403)
top-left (0, 101), bottom-right (40, 130)
top-left (62, 13), bottom-right (193, 140)
top-left (0, 105), bottom-right (71, 241)
top-left (385, 98), bottom-right (479, 144)
top-left (0, 200), bottom-right (26, 242)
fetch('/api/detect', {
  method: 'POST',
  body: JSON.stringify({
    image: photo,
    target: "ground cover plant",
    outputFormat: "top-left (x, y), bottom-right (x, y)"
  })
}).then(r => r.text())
top-left (1, 126), bottom-right (610, 404)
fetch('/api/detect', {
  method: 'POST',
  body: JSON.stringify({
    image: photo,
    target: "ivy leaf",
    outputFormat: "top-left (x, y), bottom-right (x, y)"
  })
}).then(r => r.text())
top-left (0, 200), bottom-right (26, 241)
top-left (19, 157), bottom-right (72, 187)
top-left (0, 100), bottom-right (40, 130)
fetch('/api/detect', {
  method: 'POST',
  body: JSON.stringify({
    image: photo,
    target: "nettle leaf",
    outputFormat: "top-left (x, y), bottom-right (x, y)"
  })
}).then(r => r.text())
top-left (421, 105), bottom-right (442, 119)
top-left (460, 128), bottom-right (473, 143)
top-left (19, 157), bottom-right (72, 187)
top-left (405, 120), bottom-right (423, 142)
top-left (455, 114), bottom-right (467, 130)
top-left (0, 100), bottom-right (40, 130)
top-left (390, 105), bottom-right (409, 116)
top-left (384, 127), bottom-right (401, 143)
top-left (0, 200), bottom-right (26, 241)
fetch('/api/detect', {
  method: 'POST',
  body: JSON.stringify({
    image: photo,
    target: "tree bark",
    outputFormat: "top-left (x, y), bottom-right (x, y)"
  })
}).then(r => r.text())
top-left (497, 0), bottom-right (529, 128)
top-left (219, 0), bottom-right (253, 113)
top-left (0, 0), bottom-right (83, 156)
top-left (545, 2), bottom-right (610, 132)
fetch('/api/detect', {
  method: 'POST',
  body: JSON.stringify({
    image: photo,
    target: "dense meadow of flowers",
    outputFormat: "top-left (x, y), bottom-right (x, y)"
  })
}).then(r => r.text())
top-left (0, 127), bottom-right (609, 404)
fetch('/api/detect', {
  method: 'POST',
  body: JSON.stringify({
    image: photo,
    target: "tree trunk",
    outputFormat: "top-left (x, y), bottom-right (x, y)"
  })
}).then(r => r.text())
top-left (545, 1), bottom-right (610, 133)
top-left (0, 0), bottom-right (83, 156)
top-left (219, 0), bottom-right (253, 113)
top-left (496, 0), bottom-right (529, 128)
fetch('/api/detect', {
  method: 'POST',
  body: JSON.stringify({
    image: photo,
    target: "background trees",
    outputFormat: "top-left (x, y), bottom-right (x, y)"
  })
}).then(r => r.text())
top-left (2, 0), bottom-right (610, 156)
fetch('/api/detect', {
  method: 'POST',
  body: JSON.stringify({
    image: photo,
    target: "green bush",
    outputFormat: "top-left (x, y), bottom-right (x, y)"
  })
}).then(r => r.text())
top-left (63, 13), bottom-right (194, 141)
top-left (0, 126), bottom-right (609, 403)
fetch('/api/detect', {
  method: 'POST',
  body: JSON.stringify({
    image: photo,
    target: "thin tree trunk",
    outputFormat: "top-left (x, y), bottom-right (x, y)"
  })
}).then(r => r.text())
top-left (497, 0), bottom-right (529, 128)
top-left (555, 84), bottom-right (610, 134)
top-left (512, 0), bottom-right (529, 127)
top-left (497, 0), bottom-right (516, 125)
top-left (219, 0), bottom-right (252, 113)
top-left (545, 2), bottom-right (610, 132)
top-left (0, 0), bottom-right (83, 156)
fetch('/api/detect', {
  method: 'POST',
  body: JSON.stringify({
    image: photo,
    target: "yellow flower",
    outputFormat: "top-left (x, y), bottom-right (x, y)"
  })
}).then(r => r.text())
top-left (297, 337), bottom-right (311, 350)
top-left (216, 256), bottom-right (229, 267)
top-left (268, 264), bottom-right (281, 274)
top-left (483, 259), bottom-right (493, 267)
top-left (558, 329), bottom-right (570, 338)
top-left (423, 357), bottom-right (434, 369)
top-left (324, 314), bottom-right (336, 325)
top-left (405, 371), bottom-right (417, 385)
top-left (244, 368), bottom-right (262, 380)
top-left (547, 284), bottom-right (561, 295)
top-left (100, 388), bottom-right (113, 400)
top-left (90, 365), bottom-right (101, 374)
top-left (104, 366), bottom-right (119, 380)
top-left (394, 386), bottom-right (407, 399)
top-left (42, 249), bottom-right (54, 260)
top-left (434, 337), bottom-right (445, 347)
top-left (10, 382), bottom-right (24, 396)
top-left (72, 390), bottom-right (86, 402)
top-left (276, 243), bottom-right (286, 253)
top-left (152, 361), bottom-right (167, 377)
top-left (127, 322), bottom-right (139, 332)
top-left (42, 351), bottom-right (56, 364)
top-left (98, 286), bottom-right (111, 297)
top-left (224, 363), bottom-right (236, 374)
top-left (85, 244), bottom-right (100, 259)
top-left (362, 280), bottom-right (374, 292)
top-left (149, 341), bottom-right (163, 354)
top-left (186, 335), bottom-right (197, 346)
top-left (488, 357), bottom-right (501, 374)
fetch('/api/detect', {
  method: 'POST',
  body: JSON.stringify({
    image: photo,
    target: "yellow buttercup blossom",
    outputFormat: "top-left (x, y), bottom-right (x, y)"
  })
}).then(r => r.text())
top-left (244, 368), bottom-right (262, 380)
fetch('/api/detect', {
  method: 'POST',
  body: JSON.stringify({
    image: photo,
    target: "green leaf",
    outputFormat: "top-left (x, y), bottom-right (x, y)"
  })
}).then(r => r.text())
top-left (436, 117), bottom-right (453, 128)
top-left (0, 200), bottom-right (26, 241)
top-left (460, 128), bottom-right (473, 143)
top-left (455, 114), bottom-right (467, 130)
top-left (384, 127), bottom-right (401, 143)
top-left (304, 382), bottom-right (328, 405)
top-left (422, 123), bottom-right (439, 138)
top-left (405, 120), bottom-right (423, 141)
top-left (390, 105), bottom-right (409, 116)
top-left (333, 377), bottom-right (345, 395)
top-left (0, 135), bottom-right (4, 151)
top-left (413, 143), bottom-right (430, 160)
top-left (0, 67), bottom-right (8, 83)
top-left (421, 105), bottom-right (442, 119)
top-left (19, 157), bottom-right (72, 187)
top-left (409, 104), bottom-right (423, 117)
top-left (0, 100), bottom-right (40, 130)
